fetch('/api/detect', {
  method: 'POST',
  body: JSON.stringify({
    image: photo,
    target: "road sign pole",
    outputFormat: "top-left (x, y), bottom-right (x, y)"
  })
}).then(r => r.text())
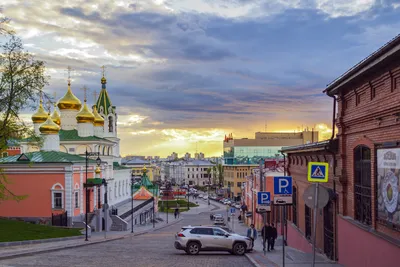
top-left (282, 205), bottom-right (285, 267)
top-left (312, 183), bottom-right (319, 267)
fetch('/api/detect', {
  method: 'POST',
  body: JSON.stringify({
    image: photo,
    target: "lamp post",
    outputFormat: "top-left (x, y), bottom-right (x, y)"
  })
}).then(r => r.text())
top-left (187, 185), bottom-right (190, 211)
top-left (85, 149), bottom-right (101, 242)
top-left (208, 174), bottom-right (211, 206)
top-left (102, 178), bottom-right (108, 239)
top-left (131, 176), bottom-right (134, 233)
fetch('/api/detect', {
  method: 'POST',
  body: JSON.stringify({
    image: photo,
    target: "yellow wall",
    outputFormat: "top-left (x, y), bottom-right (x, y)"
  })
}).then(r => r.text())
top-left (223, 165), bottom-right (257, 197)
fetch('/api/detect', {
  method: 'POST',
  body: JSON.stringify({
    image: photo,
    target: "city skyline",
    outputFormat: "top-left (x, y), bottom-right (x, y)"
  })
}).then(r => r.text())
top-left (2, 0), bottom-right (399, 157)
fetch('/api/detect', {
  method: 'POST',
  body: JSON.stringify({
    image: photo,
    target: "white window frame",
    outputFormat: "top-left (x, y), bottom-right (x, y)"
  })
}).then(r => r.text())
top-left (51, 183), bottom-right (64, 209)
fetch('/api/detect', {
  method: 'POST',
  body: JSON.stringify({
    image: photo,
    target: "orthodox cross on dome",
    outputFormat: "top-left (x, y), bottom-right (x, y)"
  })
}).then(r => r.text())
top-left (39, 89), bottom-right (43, 104)
top-left (66, 66), bottom-right (73, 85)
top-left (101, 65), bottom-right (106, 77)
top-left (93, 90), bottom-right (98, 103)
top-left (46, 99), bottom-right (52, 114)
top-left (53, 92), bottom-right (57, 106)
top-left (81, 85), bottom-right (89, 103)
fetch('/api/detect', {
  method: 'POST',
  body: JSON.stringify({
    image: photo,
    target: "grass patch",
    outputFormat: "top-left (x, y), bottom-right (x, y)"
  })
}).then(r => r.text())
top-left (162, 208), bottom-right (190, 213)
top-left (0, 219), bottom-right (82, 242)
top-left (158, 199), bottom-right (198, 209)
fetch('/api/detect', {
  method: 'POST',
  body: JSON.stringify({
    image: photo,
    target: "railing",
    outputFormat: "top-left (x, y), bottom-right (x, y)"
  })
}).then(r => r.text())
top-left (120, 197), bottom-right (154, 220)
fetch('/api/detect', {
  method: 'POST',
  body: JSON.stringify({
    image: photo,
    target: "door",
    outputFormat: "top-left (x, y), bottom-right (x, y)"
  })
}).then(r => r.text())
top-left (212, 228), bottom-right (232, 249)
top-left (196, 228), bottom-right (214, 248)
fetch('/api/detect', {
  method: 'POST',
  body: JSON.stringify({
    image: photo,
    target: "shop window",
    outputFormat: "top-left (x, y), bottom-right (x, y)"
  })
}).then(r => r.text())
top-left (354, 145), bottom-right (372, 225)
top-left (305, 205), bottom-right (311, 240)
top-left (237, 182), bottom-right (242, 187)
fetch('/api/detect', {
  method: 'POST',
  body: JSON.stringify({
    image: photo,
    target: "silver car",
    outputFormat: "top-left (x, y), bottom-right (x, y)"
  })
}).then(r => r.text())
top-left (174, 226), bottom-right (252, 255)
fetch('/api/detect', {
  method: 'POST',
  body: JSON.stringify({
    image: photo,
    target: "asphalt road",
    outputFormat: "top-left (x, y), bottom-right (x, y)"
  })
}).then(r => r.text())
top-left (0, 211), bottom-right (252, 267)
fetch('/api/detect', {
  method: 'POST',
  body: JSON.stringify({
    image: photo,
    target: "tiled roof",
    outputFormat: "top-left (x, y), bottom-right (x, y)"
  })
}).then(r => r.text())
top-left (0, 151), bottom-right (94, 164)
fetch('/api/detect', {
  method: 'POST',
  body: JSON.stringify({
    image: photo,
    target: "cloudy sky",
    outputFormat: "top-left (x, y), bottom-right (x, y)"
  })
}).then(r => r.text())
top-left (1, 0), bottom-right (399, 157)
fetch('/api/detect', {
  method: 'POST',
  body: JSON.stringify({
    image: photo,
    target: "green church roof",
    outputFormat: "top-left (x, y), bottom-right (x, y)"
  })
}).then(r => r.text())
top-left (96, 77), bottom-right (114, 116)
top-left (0, 151), bottom-right (95, 164)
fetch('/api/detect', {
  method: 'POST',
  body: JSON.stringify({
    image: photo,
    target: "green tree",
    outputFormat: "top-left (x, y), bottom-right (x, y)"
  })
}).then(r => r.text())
top-left (0, 28), bottom-right (49, 201)
top-left (216, 163), bottom-right (224, 187)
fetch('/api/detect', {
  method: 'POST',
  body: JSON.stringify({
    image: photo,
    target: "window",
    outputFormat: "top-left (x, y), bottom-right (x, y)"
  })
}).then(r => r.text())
top-left (2, 152), bottom-right (8, 157)
top-left (292, 187), bottom-right (297, 226)
top-left (97, 187), bottom-right (101, 208)
top-left (53, 192), bottom-right (63, 209)
top-left (108, 116), bottom-right (114, 132)
top-left (237, 182), bottom-right (242, 187)
top-left (354, 145), bottom-right (371, 225)
top-left (196, 228), bottom-right (213, 235)
top-left (213, 228), bottom-right (226, 236)
top-left (188, 174), bottom-right (190, 178)
top-left (74, 191), bottom-right (79, 208)
top-left (305, 205), bottom-right (311, 239)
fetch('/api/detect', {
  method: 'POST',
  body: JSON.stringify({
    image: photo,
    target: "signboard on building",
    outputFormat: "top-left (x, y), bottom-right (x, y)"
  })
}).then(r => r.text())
top-left (377, 148), bottom-right (400, 228)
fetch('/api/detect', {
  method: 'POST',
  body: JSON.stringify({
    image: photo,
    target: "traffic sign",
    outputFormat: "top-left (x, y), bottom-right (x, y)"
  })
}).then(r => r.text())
top-left (308, 162), bottom-right (329, 182)
top-left (273, 176), bottom-right (293, 205)
top-left (257, 192), bottom-right (271, 205)
top-left (303, 184), bottom-right (330, 209)
top-left (257, 192), bottom-right (271, 211)
top-left (230, 207), bottom-right (236, 214)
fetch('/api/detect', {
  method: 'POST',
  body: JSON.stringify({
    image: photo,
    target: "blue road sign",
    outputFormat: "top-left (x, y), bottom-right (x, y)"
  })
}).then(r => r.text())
top-left (308, 162), bottom-right (329, 182)
top-left (274, 176), bottom-right (293, 195)
top-left (230, 207), bottom-right (236, 214)
top-left (257, 192), bottom-right (271, 205)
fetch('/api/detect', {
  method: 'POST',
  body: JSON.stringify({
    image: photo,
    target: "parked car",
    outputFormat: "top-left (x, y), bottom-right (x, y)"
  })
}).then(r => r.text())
top-left (235, 204), bottom-right (241, 209)
top-left (213, 217), bottom-right (226, 226)
top-left (174, 226), bottom-right (251, 255)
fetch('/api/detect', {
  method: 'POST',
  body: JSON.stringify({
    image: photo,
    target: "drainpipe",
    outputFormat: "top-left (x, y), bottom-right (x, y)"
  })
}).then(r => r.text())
top-left (280, 151), bottom-right (287, 245)
top-left (326, 94), bottom-right (338, 261)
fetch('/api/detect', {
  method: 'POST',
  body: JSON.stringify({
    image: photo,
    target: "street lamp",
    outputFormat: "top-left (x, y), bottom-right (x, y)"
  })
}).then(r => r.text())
top-left (102, 178), bottom-right (108, 239)
top-left (130, 176), bottom-right (134, 233)
top-left (85, 149), bottom-right (101, 242)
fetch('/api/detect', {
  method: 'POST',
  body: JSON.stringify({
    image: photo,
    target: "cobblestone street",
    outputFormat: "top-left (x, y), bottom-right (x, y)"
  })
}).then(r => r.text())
top-left (0, 209), bottom-right (252, 267)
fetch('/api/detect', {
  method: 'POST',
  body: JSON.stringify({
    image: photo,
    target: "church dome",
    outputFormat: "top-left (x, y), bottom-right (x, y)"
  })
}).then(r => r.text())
top-left (39, 114), bottom-right (60, 134)
top-left (92, 106), bottom-right (104, 126)
top-left (32, 101), bottom-right (48, 124)
top-left (76, 102), bottom-right (95, 123)
top-left (57, 83), bottom-right (82, 111)
top-left (51, 104), bottom-right (61, 126)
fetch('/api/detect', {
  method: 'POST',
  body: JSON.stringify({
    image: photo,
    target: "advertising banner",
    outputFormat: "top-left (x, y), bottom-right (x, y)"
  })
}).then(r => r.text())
top-left (377, 148), bottom-right (400, 227)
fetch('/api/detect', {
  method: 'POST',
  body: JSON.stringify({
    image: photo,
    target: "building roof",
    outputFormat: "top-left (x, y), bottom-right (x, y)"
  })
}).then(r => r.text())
top-left (124, 158), bottom-right (150, 165)
top-left (325, 34), bottom-right (400, 96)
top-left (0, 151), bottom-right (93, 164)
top-left (187, 160), bottom-right (213, 166)
top-left (59, 129), bottom-right (113, 143)
top-left (96, 77), bottom-right (115, 116)
top-left (280, 139), bottom-right (338, 153)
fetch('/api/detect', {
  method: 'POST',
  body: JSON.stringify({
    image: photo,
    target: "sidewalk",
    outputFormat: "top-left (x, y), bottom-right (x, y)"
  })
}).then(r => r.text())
top-left (0, 215), bottom-right (182, 260)
top-left (213, 201), bottom-right (343, 267)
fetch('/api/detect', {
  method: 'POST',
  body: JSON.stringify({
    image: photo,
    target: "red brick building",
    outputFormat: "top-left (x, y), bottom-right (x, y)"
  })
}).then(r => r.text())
top-left (282, 35), bottom-right (400, 267)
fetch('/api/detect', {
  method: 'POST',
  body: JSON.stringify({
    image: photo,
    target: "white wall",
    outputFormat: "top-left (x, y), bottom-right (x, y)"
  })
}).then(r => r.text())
top-left (108, 168), bottom-right (131, 206)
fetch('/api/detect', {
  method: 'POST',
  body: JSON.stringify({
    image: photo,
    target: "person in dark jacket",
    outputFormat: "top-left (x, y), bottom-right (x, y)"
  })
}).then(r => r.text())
top-left (261, 223), bottom-right (272, 251)
top-left (271, 223), bottom-right (278, 250)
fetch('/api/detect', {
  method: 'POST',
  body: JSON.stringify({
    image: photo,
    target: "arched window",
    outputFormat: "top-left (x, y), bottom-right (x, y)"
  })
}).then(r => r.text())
top-left (108, 116), bottom-right (113, 133)
top-left (354, 145), bottom-right (371, 225)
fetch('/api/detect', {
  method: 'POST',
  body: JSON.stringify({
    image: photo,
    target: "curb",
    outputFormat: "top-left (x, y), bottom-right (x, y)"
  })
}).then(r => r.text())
top-left (245, 254), bottom-right (263, 267)
top-left (0, 219), bottom-right (183, 260)
top-left (0, 235), bottom-right (83, 248)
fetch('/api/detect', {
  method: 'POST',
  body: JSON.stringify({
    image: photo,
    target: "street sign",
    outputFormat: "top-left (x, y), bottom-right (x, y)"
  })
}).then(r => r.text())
top-left (308, 162), bottom-right (329, 182)
top-left (273, 176), bottom-right (293, 205)
top-left (257, 191), bottom-right (271, 211)
top-left (230, 207), bottom-right (236, 214)
top-left (303, 184), bottom-right (330, 209)
top-left (257, 192), bottom-right (271, 205)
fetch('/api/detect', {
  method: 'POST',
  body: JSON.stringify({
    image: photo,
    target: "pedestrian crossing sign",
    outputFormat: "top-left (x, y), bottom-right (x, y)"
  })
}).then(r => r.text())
top-left (308, 162), bottom-right (329, 182)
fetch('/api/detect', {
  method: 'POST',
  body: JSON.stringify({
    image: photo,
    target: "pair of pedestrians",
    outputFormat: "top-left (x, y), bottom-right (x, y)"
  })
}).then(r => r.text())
top-left (261, 223), bottom-right (277, 251)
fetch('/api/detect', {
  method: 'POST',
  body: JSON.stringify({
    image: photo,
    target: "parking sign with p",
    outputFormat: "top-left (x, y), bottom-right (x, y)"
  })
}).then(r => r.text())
top-left (273, 176), bottom-right (293, 205)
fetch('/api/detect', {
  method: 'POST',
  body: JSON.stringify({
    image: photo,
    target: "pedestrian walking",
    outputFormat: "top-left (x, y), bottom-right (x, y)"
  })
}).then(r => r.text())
top-left (174, 208), bottom-right (179, 219)
top-left (261, 223), bottom-right (272, 251)
top-left (271, 223), bottom-right (277, 250)
top-left (246, 224), bottom-right (257, 250)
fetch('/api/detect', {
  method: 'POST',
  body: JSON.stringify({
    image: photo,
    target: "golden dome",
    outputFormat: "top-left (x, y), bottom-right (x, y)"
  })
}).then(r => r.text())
top-left (92, 106), bottom-right (104, 127)
top-left (76, 102), bottom-right (95, 123)
top-left (57, 84), bottom-right (82, 111)
top-left (51, 104), bottom-right (61, 126)
top-left (101, 76), bottom-right (107, 84)
top-left (39, 114), bottom-right (60, 135)
top-left (143, 165), bottom-right (147, 172)
top-left (95, 166), bottom-right (101, 174)
top-left (32, 101), bottom-right (48, 124)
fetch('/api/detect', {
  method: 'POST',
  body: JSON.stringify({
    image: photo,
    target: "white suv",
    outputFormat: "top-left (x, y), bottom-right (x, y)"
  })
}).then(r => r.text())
top-left (174, 226), bottom-right (252, 255)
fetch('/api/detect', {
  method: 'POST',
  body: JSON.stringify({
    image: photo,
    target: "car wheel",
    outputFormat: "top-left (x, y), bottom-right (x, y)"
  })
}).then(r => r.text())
top-left (186, 242), bottom-right (200, 255)
top-left (233, 243), bottom-right (246, 256)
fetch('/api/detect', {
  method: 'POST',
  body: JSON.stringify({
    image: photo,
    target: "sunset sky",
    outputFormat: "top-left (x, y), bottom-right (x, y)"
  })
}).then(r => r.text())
top-left (2, 1), bottom-right (399, 157)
